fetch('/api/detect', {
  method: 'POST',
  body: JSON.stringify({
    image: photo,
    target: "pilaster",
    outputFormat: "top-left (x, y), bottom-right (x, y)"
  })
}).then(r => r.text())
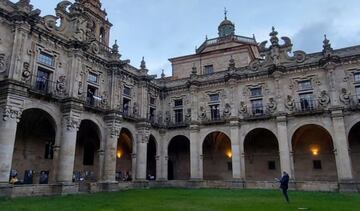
top-left (135, 122), bottom-right (151, 180)
top-left (190, 124), bottom-right (202, 180)
top-left (276, 115), bottom-right (293, 178)
top-left (229, 120), bottom-right (241, 179)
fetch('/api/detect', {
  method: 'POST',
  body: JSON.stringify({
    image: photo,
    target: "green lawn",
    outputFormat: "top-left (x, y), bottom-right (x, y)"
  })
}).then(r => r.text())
top-left (0, 189), bottom-right (359, 211)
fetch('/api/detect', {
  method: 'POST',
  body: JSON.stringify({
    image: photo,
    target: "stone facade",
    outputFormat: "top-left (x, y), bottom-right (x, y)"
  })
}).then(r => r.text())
top-left (1, 0), bottom-right (360, 197)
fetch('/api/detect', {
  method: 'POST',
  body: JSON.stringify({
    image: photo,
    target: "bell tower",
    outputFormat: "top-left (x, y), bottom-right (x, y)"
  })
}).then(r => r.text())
top-left (77, 0), bottom-right (112, 46)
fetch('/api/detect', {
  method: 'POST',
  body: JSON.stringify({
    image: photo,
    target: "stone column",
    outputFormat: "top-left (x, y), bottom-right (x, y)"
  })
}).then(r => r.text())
top-left (57, 116), bottom-right (79, 183)
top-left (103, 113), bottom-right (122, 182)
top-left (50, 145), bottom-right (60, 183)
top-left (239, 129), bottom-right (246, 180)
top-left (135, 122), bottom-right (151, 180)
top-left (230, 120), bottom-right (241, 179)
top-left (331, 110), bottom-right (354, 182)
top-left (190, 124), bottom-right (201, 180)
top-left (157, 130), bottom-right (166, 180)
top-left (0, 106), bottom-right (22, 184)
top-left (276, 116), bottom-right (293, 178)
top-left (98, 150), bottom-right (105, 181)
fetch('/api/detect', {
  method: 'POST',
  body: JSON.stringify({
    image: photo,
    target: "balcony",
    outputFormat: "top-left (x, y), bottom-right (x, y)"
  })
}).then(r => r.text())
top-left (84, 95), bottom-right (107, 111)
top-left (167, 120), bottom-right (189, 129)
top-left (243, 105), bottom-right (272, 120)
top-left (28, 75), bottom-right (56, 97)
top-left (293, 99), bottom-right (324, 115)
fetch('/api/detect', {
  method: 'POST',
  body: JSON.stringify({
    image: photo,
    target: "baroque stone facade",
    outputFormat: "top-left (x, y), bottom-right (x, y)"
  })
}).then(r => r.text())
top-left (1, 0), bottom-right (360, 196)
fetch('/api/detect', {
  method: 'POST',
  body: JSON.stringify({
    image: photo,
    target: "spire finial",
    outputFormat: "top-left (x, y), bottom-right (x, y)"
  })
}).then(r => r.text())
top-left (161, 69), bottom-right (165, 79)
top-left (322, 34), bottom-right (333, 56)
top-left (224, 7), bottom-right (228, 20)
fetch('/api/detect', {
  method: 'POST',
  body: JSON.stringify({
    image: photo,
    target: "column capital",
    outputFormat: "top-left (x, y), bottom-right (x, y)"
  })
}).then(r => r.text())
top-left (2, 105), bottom-right (22, 122)
top-left (276, 115), bottom-right (287, 123)
top-left (104, 112), bottom-right (122, 138)
top-left (330, 109), bottom-right (344, 118)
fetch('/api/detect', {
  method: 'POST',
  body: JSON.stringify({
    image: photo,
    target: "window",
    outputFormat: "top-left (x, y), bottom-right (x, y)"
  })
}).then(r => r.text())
top-left (299, 93), bottom-right (314, 111)
top-left (174, 109), bottom-right (183, 123)
top-left (123, 98), bottom-right (131, 115)
top-left (37, 52), bottom-right (55, 67)
top-left (87, 85), bottom-right (97, 106)
top-left (250, 87), bottom-right (262, 97)
top-left (149, 107), bottom-right (156, 122)
top-left (44, 142), bottom-right (54, 160)
top-left (251, 99), bottom-right (263, 115)
top-left (209, 94), bottom-right (219, 102)
top-left (210, 104), bottom-right (220, 120)
top-left (298, 80), bottom-right (312, 91)
top-left (268, 161), bottom-right (276, 170)
top-left (174, 99), bottom-right (183, 107)
top-left (123, 86), bottom-right (131, 97)
top-left (355, 73), bottom-right (360, 82)
top-left (87, 72), bottom-right (98, 84)
top-left (204, 65), bottom-right (214, 75)
top-left (35, 68), bottom-right (50, 92)
top-left (150, 97), bottom-right (156, 106)
top-left (356, 86), bottom-right (360, 103)
top-left (313, 160), bottom-right (322, 170)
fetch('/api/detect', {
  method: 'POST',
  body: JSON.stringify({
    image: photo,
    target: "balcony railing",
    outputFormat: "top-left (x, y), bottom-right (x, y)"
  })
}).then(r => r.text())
top-left (294, 99), bottom-right (322, 113)
top-left (29, 75), bottom-right (56, 96)
top-left (84, 95), bottom-right (107, 110)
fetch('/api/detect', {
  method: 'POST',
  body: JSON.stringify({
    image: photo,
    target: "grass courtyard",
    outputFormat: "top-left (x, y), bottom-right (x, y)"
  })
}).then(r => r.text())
top-left (0, 188), bottom-right (359, 211)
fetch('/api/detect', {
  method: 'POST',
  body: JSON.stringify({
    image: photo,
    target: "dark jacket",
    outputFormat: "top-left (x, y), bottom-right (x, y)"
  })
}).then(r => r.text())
top-left (280, 174), bottom-right (289, 189)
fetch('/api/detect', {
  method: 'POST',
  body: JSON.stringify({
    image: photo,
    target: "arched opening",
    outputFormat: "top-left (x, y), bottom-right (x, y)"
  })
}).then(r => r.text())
top-left (292, 124), bottom-right (337, 181)
top-left (99, 27), bottom-right (105, 43)
top-left (74, 120), bottom-right (101, 182)
top-left (203, 132), bottom-right (232, 180)
top-left (168, 135), bottom-right (190, 180)
top-left (11, 108), bottom-right (56, 184)
top-left (116, 128), bottom-right (133, 181)
top-left (146, 135), bottom-right (157, 180)
top-left (349, 122), bottom-right (360, 181)
top-left (244, 128), bottom-right (280, 181)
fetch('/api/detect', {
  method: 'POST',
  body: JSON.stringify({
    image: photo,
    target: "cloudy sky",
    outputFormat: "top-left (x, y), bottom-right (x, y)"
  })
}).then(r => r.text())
top-left (12, 0), bottom-right (360, 76)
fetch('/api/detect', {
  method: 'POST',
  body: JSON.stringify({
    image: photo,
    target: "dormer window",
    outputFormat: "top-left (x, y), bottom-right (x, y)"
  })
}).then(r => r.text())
top-left (298, 80), bottom-right (312, 91)
top-left (37, 52), bottom-right (55, 67)
top-left (250, 88), bottom-right (262, 97)
top-left (87, 72), bottom-right (98, 84)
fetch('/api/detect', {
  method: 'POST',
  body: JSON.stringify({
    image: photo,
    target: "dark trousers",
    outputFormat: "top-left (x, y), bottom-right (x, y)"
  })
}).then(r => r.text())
top-left (281, 188), bottom-right (289, 202)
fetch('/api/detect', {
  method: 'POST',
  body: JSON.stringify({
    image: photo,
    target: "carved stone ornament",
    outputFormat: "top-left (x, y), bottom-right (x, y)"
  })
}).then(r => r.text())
top-left (109, 127), bottom-right (120, 138)
top-left (165, 111), bottom-right (170, 123)
top-left (266, 98), bottom-right (277, 113)
top-left (56, 76), bottom-right (66, 93)
top-left (21, 62), bottom-right (31, 81)
top-left (318, 90), bottom-right (330, 107)
top-left (64, 117), bottom-right (80, 131)
top-left (133, 102), bottom-right (139, 116)
top-left (185, 108), bottom-right (191, 122)
top-left (239, 101), bottom-right (248, 114)
top-left (339, 88), bottom-right (351, 105)
top-left (199, 106), bottom-right (207, 120)
top-left (285, 95), bottom-right (295, 111)
top-left (3, 106), bottom-right (22, 122)
top-left (0, 54), bottom-right (7, 73)
top-left (90, 42), bottom-right (100, 54)
top-left (78, 81), bottom-right (84, 96)
top-left (223, 103), bottom-right (231, 118)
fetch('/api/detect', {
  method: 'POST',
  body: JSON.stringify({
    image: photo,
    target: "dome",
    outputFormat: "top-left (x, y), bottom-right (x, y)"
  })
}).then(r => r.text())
top-left (218, 13), bottom-right (235, 37)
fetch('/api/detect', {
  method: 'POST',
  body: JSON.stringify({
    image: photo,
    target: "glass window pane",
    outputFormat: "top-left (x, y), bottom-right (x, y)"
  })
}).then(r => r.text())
top-left (174, 99), bottom-right (183, 107)
top-left (37, 52), bottom-right (55, 67)
top-left (209, 94), bottom-right (219, 102)
top-left (88, 73), bottom-right (98, 83)
top-left (123, 86), bottom-right (131, 96)
top-left (250, 88), bottom-right (262, 97)
top-left (298, 80), bottom-right (312, 91)
top-left (204, 65), bottom-right (214, 75)
top-left (355, 73), bottom-right (360, 82)
top-left (251, 99), bottom-right (263, 114)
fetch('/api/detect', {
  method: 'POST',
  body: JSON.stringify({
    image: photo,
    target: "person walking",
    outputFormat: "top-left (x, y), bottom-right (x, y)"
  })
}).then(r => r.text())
top-left (279, 171), bottom-right (290, 203)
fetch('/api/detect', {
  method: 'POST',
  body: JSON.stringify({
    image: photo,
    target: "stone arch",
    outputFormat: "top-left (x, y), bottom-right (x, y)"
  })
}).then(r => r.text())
top-left (202, 131), bottom-right (232, 180)
top-left (165, 131), bottom-right (190, 150)
top-left (243, 128), bottom-right (280, 181)
top-left (288, 118), bottom-right (334, 142)
top-left (199, 128), bottom-right (231, 147)
top-left (12, 108), bottom-right (57, 184)
top-left (168, 135), bottom-right (190, 180)
top-left (116, 127), bottom-right (134, 181)
top-left (291, 124), bottom-right (337, 181)
top-left (348, 121), bottom-right (360, 181)
top-left (74, 119), bottom-right (102, 182)
top-left (80, 113), bottom-right (106, 150)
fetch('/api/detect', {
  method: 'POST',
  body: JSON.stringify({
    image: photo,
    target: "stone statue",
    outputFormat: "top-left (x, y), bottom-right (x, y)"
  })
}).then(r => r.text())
top-left (199, 106), bottom-right (207, 120)
top-left (266, 98), bottom-right (277, 113)
top-left (223, 103), bottom-right (231, 118)
top-left (239, 101), bottom-right (248, 114)
top-left (285, 95), bottom-right (295, 111)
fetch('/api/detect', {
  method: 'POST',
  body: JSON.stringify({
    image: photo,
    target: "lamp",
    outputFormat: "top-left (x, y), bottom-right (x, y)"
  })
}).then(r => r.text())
top-left (116, 150), bottom-right (122, 158)
top-left (226, 150), bottom-right (232, 158)
top-left (310, 145), bottom-right (319, 156)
